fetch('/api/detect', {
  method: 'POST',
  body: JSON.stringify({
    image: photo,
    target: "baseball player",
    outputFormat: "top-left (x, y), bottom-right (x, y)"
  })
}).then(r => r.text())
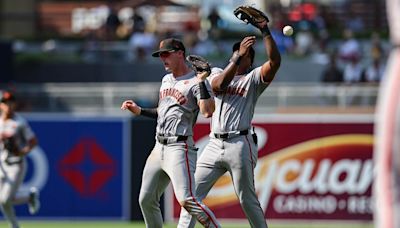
top-left (0, 91), bottom-right (40, 228)
top-left (373, 0), bottom-right (400, 227)
top-left (121, 38), bottom-right (220, 228)
top-left (178, 9), bottom-right (281, 228)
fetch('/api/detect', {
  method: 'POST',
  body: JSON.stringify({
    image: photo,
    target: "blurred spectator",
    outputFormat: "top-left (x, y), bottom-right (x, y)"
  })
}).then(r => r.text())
top-left (343, 55), bottom-right (364, 83)
top-left (357, 32), bottom-right (386, 83)
top-left (321, 53), bottom-right (343, 83)
top-left (359, 57), bottom-right (384, 105)
top-left (345, 10), bottom-right (365, 33)
top-left (319, 53), bottom-right (343, 106)
top-left (207, 6), bottom-right (222, 40)
top-left (131, 9), bottom-right (145, 33)
top-left (294, 20), bottom-right (314, 56)
top-left (370, 32), bottom-right (385, 61)
top-left (312, 5), bottom-right (331, 53)
top-left (312, 5), bottom-right (327, 32)
top-left (128, 27), bottom-right (157, 61)
top-left (343, 55), bottom-right (365, 105)
top-left (362, 58), bottom-right (385, 83)
top-left (105, 5), bottom-right (121, 40)
top-left (338, 29), bottom-right (361, 65)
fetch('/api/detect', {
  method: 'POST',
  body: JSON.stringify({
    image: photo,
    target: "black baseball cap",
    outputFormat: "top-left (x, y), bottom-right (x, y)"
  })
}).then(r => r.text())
top-left (0, 91), bottom-right (16, 103)
top-left (152, 38), bottom-right (186, 57)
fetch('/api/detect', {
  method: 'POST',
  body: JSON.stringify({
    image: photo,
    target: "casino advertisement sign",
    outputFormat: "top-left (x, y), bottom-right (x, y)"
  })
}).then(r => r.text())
top-left (169, 114), bottom-right (374, 221)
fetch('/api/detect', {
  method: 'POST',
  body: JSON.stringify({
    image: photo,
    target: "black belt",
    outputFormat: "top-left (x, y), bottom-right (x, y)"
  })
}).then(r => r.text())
top-left (156, 135), bottom-right (188, 145)
top-left (5, 157), bottom-right (23, 165)
top-left (214, 130), bottom-right (248, 139)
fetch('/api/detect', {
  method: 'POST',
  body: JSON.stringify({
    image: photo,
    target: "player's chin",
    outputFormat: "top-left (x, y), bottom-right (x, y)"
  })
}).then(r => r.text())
top-left (164, 66), bottom-right (172, 72)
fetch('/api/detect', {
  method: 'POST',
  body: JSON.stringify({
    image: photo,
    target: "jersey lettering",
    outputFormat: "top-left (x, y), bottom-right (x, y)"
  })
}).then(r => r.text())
top-left (159, 88), bottom-right (187, 105)
top-left (215, 86), bottom-right (247, 97)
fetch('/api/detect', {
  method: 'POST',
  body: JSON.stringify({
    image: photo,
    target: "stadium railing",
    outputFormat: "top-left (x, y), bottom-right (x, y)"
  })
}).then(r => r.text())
top-left (2, 82), bottom-right (379, 114)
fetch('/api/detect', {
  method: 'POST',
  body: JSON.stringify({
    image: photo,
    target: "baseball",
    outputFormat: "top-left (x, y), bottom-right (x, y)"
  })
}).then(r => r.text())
top-left (283, 25), bottom-right (294, 36)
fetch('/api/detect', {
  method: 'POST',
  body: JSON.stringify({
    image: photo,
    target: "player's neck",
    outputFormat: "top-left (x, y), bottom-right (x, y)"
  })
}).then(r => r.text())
top-left (1, 112), bottom-right (13, 120)
top-left (172, 65), bottom-right (192, 78)
top-left (236, 68), bottom-right (247, 76)
top-left (236, 64), bottom-right (250, 76)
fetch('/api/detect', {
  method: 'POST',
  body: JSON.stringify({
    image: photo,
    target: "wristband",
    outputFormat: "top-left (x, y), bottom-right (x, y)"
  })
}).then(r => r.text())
top-left (260, 26), bottom-right (271, 37)
top-left (230, 52), bottom-right (242, 66)
top-left (140, 108), bottom-right (158, 119)
top-left (199, 81), bottom-right (211, 99)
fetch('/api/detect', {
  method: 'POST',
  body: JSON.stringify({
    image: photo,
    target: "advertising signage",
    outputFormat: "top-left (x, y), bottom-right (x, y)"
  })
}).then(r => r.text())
top-left (17, 114), bottom-right (131, 219)
top-left (169, 114), bottom-right (374, 221)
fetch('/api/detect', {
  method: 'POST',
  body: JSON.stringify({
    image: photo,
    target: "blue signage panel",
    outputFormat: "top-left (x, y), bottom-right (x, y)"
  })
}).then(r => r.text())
top-left (14, 115), bottom-right (130, 219)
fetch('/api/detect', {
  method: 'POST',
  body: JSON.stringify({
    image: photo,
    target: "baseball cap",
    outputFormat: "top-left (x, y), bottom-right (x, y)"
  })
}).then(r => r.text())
top-left (232, 41), bottom-right (255, 65)
top-left (152, 38), bottom-right (186, 57)
top-left (0, 91), bottom-right (16, 103)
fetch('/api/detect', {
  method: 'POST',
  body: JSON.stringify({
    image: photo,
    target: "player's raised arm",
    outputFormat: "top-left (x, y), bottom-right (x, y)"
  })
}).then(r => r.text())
top-left (234, 5), bottom-right (281, 83)
top-left (259, 22), bottom-right (281, 83)
top-left (211, 36), bottom-right (256, 92)
top-left (120, 100), bottom-right (158, 119)
top-left (186, 55), bottom-right (215, 118)
top-left (197, 71), bottom-right (215, 118)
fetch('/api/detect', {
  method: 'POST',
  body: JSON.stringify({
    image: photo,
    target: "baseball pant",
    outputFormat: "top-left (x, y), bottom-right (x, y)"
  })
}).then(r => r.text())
top-left (139, 138), bottom-right (220, 228)
top-left (178, 134), bottom-right (267, 228)
top-left (0, 159), bottom-right (30, 228)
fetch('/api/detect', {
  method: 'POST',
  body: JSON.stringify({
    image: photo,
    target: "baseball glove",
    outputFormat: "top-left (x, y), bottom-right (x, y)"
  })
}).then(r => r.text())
top-left (186, 55), bottom-right (211, 75)
top-left (234, 5), bottom-right (269, 30)
top-left (3, 136), bottom-right (18, 154)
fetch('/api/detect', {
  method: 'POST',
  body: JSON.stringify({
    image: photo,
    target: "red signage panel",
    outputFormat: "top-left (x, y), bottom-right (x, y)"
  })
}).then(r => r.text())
top-left (170, 115), bottom-right (374, 221)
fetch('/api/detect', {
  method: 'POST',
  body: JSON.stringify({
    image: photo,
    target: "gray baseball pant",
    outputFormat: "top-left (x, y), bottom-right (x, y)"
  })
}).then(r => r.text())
top-left (178, 134), bottom-right (267, 228)
top-left (139, 138), bottom-right (220, 228)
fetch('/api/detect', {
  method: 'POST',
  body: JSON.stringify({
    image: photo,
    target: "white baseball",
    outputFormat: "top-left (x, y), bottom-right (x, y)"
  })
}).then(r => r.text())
top-left (283, 25), bottom-right (294, 36)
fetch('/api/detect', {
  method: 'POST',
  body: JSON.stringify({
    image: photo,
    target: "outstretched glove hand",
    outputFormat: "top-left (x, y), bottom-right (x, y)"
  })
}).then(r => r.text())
top-left (186, 55), bottom-right (211, 81)
top-left (234, 5), bottom-right (270, 34)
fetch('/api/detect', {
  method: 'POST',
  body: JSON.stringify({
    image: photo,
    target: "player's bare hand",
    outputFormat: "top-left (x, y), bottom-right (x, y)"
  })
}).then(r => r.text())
top-left (121, 100), bottom-right (141, 115)
top-left (196, 71), bottom-right (210, 82)
top-left (238, 36), bottom-right (256, 56)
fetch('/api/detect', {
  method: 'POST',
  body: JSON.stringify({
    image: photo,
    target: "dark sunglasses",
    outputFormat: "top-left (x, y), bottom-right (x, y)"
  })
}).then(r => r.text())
top-left (159, 50), bottom-right (177, 58)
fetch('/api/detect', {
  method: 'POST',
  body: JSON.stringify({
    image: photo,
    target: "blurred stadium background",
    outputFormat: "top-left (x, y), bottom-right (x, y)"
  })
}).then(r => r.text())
top-left (0, 0), bottom-right (388, 227)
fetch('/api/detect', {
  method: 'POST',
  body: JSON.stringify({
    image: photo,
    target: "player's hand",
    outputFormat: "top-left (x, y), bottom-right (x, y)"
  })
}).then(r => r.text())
top-left (196, 71), bottom-right (210, 82)
top-left (121, 100), bottom-right (141, 115)
top-left (238, 36), bottom-right (256, 57)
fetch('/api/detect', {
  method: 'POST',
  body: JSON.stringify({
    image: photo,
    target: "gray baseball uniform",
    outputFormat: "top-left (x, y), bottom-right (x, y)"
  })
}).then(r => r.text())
top-left (374, 0), bottom-right (400, 227)
top-left (139, 71), bottom-right (220, 228)
top-left (0, 114), bottom-right (35, 228)
top-left (178, 67), bottom-right (269, 228)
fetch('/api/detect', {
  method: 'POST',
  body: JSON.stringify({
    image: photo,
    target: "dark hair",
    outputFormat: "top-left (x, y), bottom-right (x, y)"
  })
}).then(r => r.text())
top-left (232, 41), bottom-right (255, 65)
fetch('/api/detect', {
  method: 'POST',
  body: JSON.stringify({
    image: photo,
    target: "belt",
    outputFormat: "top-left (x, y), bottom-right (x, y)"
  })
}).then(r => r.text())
top-left (5, 157), bottom-right (23, 165)
top-left (214, 130), bottom-right (248, 139)
top-left (156, 135), bottom-right (188, 145)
